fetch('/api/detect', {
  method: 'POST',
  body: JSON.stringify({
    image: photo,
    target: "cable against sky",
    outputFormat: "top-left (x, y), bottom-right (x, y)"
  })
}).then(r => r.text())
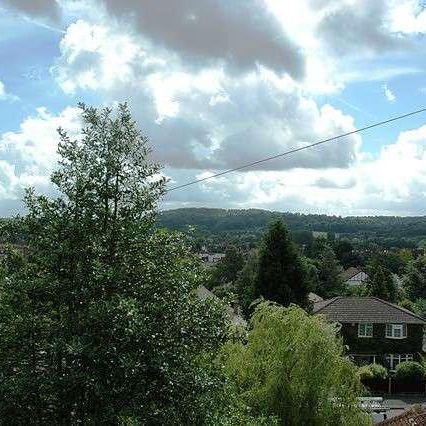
top-left (165, 107), bottom-right (426, 193)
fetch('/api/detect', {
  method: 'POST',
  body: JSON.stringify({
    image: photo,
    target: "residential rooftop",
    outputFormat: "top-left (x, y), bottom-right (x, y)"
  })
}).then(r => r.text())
top-left (313, 297), bottom-right (426, 324)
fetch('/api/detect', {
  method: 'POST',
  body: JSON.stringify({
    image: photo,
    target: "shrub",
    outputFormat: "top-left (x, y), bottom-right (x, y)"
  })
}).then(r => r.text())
top-left (358, 364), bottom-right (388, 381)
top-left (394, 361), bottom-right (425, 381)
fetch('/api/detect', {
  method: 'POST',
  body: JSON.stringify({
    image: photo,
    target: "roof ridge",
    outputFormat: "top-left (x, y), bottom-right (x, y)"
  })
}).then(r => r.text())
top-left (314, 297), bottom-right (339, 314)
top-left (371, 296), bottom-right (426, 324)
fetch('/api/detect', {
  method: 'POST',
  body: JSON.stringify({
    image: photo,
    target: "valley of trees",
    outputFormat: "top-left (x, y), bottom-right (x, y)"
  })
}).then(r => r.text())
top-left (0, 105), bottom-right (374, 424)
top-left (159, 207), bottom-right (426, 246)
top-left (4, 104), bottom-right (426, 423)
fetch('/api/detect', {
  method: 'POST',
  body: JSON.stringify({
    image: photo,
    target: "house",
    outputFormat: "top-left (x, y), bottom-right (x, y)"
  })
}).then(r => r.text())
top-left (313, 297), bottom-right (426, 369)
top-left (198, 253), bottom-right (225, 267)
top-left (196, 286), bottom-right (246, 327)
top-left (339, 267), bottom-right (368, 286)
top-left (308, 292), bottom-right (323, 304)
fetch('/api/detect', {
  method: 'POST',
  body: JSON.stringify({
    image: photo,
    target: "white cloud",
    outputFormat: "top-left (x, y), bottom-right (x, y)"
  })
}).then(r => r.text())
top-left (3, 0), bottom-right (426, 216)
top-left (0, 106), bottom-right (81, 206)
top-left (163, 121), bottom-right (426, 216)
top-left (53, 20), bottom-right (146, 94)
top-left (0, 80), bottom-right (18, 102)
top-left (52, 20), bottom-right (361, 173)
top-left (0, 81), bottom-right (5, 98)
top-left (382, 84), bottom-right (396, 103)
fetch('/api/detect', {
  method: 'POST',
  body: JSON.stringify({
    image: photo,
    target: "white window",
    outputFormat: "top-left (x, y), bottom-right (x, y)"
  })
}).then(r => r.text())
top-left (386, 324), bottom-right (407, 339)
top-left (385, 353), bottom-right (413, 370)
top-left (358, 323), bottom-right (373, 337)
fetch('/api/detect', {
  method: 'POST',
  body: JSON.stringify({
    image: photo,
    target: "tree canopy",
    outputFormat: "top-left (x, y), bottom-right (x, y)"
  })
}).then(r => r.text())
top-left (221, 303), bottom-right (370, 426)
top-left (404, 256), bottom-right (426, 301)
top-left (255, 220), bottom-right (310, 307)
top-left (0, 104), bottom-right (229, 424)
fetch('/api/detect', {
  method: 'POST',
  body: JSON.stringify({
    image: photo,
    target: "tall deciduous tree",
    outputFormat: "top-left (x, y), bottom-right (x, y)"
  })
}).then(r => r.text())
top-left (255, 220), bottom-right (310, 307)
top-left (221, 303), bottom-right (370, 426)
top-left (366, 260), bottom-right (396, 302)
top-left (210, 244), bottom-right (244, 288)
top-left (234, 250), bottom-right (259, 317)
top-left (0, 104), bottom-right (228, 424)
top-left (404, 256), bottom-right (426, 301)
top-left (315, 244), bottom-right (345, 299)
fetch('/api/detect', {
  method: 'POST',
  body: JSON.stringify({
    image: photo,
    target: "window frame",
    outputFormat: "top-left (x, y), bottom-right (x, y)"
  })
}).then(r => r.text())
top-left (385, 323), bottom-right (407, 339)
top-left (385, 353), bottom-right (413, 370)
top-left (358, 322), bottom-right (373, 338)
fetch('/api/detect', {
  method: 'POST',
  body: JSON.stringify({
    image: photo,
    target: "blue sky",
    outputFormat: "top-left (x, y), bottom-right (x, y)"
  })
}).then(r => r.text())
top-left (2, 0), bottom-right (426, 216)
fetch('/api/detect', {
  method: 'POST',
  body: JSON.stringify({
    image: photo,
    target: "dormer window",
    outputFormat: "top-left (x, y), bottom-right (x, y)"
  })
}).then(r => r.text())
top-left (358, 323), bottom-right (373, 337)
top-left (386, 324), bottom-right (407, 339)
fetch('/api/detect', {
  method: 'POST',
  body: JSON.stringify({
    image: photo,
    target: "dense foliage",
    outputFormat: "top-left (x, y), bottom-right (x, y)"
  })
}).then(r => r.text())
top-left (394, 361), bottom-right (425, 381)
top-left (404, 256), bottom-right (426, 300)
top-left (365, 260), bottom-right (396, 302)
top-left (358, 364), bottom-right (388, 381)
top-left (159, 208), bottom-right (426, 242)
top-left (0, 105), bottom-right (230, 424)
top-left (255, 220), bottom-right (310, 307)
top-left (314, 244), bottom-right (345, 299)
top-left (221, 303), bottom-right (370, 426)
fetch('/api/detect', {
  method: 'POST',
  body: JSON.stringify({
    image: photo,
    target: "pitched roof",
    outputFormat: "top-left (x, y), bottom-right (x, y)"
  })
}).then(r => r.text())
top-left (339, 267), bottom-right (364, 280)
top-left (308, 292), bottom-right (323, 303)
top-left (313, 297), bottom-right (426, 324)
top-left (196, 286), bottom-right (246, 326)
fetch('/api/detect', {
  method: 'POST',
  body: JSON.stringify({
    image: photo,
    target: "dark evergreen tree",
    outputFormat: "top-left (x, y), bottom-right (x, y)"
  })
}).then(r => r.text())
top-left (255, 220), bottom-right (310, 307)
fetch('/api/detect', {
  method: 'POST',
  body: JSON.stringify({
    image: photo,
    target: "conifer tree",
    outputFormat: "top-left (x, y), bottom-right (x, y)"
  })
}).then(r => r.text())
top-left (255, 220), bottom-right (310, 307)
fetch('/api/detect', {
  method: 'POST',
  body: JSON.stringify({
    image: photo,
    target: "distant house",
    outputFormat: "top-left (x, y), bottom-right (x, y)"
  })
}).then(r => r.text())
top-left (308, 292), bottom-right (323, 304)
top-left (339, 267), bottom-right (368, 287)
top-left (196, 286), bottom-right (246, 327)
top-left (313, 297), bottom-right (426, 369)
top-left (198, 253), bottom-right (225, 267)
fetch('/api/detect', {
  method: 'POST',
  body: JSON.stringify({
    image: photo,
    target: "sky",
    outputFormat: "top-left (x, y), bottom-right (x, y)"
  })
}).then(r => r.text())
top-left (1, 1), bottom-right (426, 217)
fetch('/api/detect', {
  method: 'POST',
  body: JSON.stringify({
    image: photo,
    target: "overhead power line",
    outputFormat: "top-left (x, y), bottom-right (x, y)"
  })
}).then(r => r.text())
top-left (165, 107), bottom-right (426, 193)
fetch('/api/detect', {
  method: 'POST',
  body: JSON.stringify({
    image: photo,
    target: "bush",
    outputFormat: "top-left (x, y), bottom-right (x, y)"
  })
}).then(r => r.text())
top-left (394, 362), bottom-right (425, 381)
top-left (358, 364), bottom-right (388, 381)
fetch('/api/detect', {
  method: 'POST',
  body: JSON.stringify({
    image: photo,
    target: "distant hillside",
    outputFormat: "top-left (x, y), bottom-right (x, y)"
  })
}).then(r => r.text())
top-left (158, 208), bottom-right (426, 239)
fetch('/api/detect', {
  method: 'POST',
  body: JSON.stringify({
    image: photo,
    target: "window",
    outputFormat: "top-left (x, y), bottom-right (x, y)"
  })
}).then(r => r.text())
top-left (385, 353), bottom-right (413, 370)
top-left (386, 324), bottom-right (407, 339)
top-left (358, 323), bottom-right (373, 337)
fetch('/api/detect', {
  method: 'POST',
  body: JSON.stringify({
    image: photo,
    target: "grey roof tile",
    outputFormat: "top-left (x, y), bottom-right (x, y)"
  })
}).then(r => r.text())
top-left (313, 297), bottom-right (426, 324)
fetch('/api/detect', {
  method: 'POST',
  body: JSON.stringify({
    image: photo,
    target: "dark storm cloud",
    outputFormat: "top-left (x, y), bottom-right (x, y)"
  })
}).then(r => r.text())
top-left (101, 0), bottom-right (305, 78)
top-left (316, 0), bottom-right (409, 55)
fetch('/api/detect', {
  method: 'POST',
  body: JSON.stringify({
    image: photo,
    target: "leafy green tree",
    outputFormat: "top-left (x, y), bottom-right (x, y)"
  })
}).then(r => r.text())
top-left (394, 361), bottom-right (425, 381)
top-left (255, 220), bottom-right (310, 307)
top-left (234, 250), bottom-right (259, 317)
top-left (404, 256), bottom-right (426, 301)
top-left (315, 244), bottom-right (345, 299)
top-left (0, 105), bottom-right (229, 424)
top-left (221, 303), bottom-right (370, 426)
top-left (413, 298), bottom-right (426, 319)
top-left (365, 258), bottom-right (397, 302)
top-left (209, 244), bottom-right (244, 289)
